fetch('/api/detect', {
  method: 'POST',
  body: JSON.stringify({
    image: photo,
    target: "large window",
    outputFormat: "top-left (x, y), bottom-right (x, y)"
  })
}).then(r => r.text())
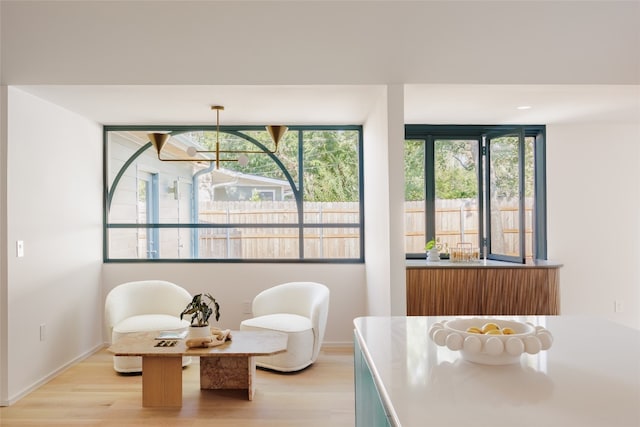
top-left (104, 126), bottom-right (363, 262)
top-left (404, 125), bottom-right (546, 264)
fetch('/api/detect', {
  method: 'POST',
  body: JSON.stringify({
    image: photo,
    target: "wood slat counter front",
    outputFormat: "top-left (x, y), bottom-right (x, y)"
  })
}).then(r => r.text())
top-left (406, 259), bottom-right (562, 316)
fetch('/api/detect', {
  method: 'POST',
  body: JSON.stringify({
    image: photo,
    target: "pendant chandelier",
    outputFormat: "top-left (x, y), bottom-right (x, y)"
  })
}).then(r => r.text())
top-left (147, 105), bottom-right (287, 169)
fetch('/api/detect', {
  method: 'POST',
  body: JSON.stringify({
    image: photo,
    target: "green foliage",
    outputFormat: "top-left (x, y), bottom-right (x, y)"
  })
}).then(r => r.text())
top-left (230, 130), bottom-right (299, 182)
top-left (404, 138), bottom-right (479, 200)
top-left (303, 131), bottom-right (359, 202)
top-left (404, 140), bottom-right (425, 201)
top-left (404, 136), bottom-right (535, 201)
top-left (180, 293), bottom-right (220, 327)
top-left (487, 136), bottom-right (535, 199)
top-left (424, 238), bottom-right (436, 250)
top-left (188, 128), bottom-right (534, 205)
top-left (435, 139), bottom-right (478, 199)
top-left (250, 189), bottom-right (262, 202)
top-left (218, 129), bottom-right (359, 202)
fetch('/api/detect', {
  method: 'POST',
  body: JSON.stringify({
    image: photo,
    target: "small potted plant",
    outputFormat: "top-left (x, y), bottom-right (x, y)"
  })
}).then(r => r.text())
top-left (180, 293), bottom-right (221, 339)
top-left (425, 238), bottom-right (440, 262)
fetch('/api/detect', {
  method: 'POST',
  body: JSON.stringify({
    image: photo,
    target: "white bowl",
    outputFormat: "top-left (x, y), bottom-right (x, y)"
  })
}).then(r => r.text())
top-left (428, 318), bottom-right (553, 365)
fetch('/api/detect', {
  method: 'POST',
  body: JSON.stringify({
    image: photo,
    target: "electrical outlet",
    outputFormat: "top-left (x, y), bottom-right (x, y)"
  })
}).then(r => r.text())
top-left (614, 301), bottom-right (624, 313)
top-left (40, 324), bottom-right (46, 341)
top-left (242, 301), bottom-right (252, 314)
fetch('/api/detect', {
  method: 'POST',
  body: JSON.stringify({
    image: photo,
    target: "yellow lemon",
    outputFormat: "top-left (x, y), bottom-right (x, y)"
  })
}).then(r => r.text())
top-left (466, 327), bottom-right (483, 334)
top-left (481, 322), bottom-right (500, 334)
top-left (485, 329), bottom-right (503, 335)
top-left (502, 327), bottom-right (515, 335)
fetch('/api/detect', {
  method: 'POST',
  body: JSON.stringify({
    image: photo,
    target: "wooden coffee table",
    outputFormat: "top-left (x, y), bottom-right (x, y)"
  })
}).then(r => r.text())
top-left (108, 330), bottom-right (287, 407)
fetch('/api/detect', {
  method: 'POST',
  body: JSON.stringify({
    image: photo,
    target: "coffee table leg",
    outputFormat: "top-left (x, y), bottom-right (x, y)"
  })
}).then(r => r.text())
top-left (141, 356), bottom-right (183, 407)
top-left (200, 356), bottom-right (256, 400)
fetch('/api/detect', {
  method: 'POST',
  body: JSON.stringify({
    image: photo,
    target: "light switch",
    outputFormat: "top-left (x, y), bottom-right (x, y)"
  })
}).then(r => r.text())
top-left (16, 240), bottom-right (24, 258)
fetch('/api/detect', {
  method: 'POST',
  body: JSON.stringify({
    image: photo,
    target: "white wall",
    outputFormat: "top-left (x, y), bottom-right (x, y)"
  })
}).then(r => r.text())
top-left (387, 85), bottom-right (407, 316)
top-left (102, 262), bottom-right (366, 345)
top-left (363, 88), bottom-right (392, 316)
top-left (363, 85), bottom-right (408, 316)
top-left (4, 88), bottom-right (103, 404)
top-left (0, 93), bottom-right (8, 407)
top-left (547, 122), bottom-right (640, 329)
top-left (0, 4), bottom-right (8, 405)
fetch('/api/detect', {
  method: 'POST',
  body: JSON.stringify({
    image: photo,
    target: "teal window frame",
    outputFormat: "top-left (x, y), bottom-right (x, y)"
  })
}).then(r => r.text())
top-left (103, 125), bottom-right (365, 263)
top-left (405, 124), bottom-right (547, 263)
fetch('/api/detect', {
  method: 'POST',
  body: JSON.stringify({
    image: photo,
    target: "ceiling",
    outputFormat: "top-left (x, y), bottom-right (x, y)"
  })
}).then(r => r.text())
top-left (16, 84), bottom-right (640, 126)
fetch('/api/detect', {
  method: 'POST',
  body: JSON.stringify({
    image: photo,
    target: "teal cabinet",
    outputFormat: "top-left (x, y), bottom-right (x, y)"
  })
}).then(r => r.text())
top-left (354, 333), bottom-right (392, 427)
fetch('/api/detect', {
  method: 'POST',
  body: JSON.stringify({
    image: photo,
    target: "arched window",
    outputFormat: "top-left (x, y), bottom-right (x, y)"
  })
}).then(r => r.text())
top-left (104, 126), bottom-right (364, 262)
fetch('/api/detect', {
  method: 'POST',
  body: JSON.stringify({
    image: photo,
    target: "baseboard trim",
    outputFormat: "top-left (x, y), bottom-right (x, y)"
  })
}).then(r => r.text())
top-left (1, 343), bottom-right (104, 406)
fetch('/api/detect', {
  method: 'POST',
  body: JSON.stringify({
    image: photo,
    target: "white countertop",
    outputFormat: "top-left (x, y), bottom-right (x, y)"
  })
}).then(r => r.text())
top-left (354, 316), bottom-right (639, 427)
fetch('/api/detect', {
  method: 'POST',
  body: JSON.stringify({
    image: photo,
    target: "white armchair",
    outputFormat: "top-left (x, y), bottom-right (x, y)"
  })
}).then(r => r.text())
top-left (240, 282), bottom-right (330, 372)
top-left (104, 280), bottom-right (193, 373)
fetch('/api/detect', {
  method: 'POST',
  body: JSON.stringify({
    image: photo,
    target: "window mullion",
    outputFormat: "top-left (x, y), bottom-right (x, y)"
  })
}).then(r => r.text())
top-left (298, 130), bottom-right (305, 259)
top-left (478, 136), bottom-right (486, 259)
top-left (518, 128), bottom-right (526, 263)
top-left (425, 136), bottom-right (436, 242)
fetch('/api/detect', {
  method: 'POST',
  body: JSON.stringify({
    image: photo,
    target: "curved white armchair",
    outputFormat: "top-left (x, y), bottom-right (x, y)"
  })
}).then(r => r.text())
top-left (240, 282), bottom-right (330, 372)
top-left (104, 280), bottom-right (192, 373)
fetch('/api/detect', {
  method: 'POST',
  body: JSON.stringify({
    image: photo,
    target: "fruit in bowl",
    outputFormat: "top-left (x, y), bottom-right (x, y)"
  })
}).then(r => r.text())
top-left (428, 318), bottom-right (553, 365)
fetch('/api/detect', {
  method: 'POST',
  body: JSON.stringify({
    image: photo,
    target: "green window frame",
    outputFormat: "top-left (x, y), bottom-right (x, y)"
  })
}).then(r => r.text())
top-left (104, 125), bottom-right (364, 263)
top-left (404, 125), bottom-right (547, 264)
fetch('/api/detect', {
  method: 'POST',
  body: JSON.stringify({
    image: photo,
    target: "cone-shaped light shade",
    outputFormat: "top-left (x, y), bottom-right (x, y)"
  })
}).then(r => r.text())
top-left (148, 133), bottom-right (171, 157)
top-left (266, 125), bottom-right (288, 146)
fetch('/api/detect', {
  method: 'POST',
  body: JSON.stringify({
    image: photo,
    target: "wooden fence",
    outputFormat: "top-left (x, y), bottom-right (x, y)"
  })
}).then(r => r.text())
top-left (405, 199), bottom-right (534, 257)
top-left (197, 201), bottom-right (360, 259)
top-left (195, 199), bottom-right (532, 259)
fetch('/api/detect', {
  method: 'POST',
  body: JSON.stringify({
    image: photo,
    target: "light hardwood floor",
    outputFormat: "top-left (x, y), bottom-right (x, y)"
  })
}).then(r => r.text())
top-left (0, 346), bottom-right (355, 426)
